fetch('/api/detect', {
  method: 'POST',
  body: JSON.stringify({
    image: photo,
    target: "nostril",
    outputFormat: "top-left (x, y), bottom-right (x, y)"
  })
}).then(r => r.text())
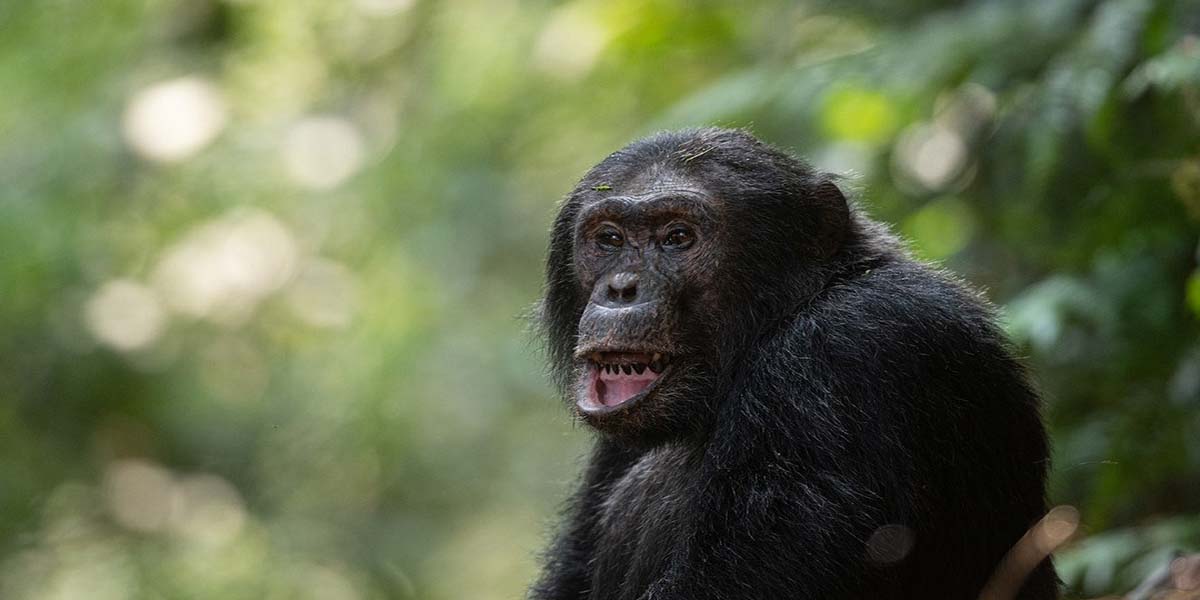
top-left (605, 272), bottom-right (640, 305)
top-left (606, 283), bottom-right (638, 304)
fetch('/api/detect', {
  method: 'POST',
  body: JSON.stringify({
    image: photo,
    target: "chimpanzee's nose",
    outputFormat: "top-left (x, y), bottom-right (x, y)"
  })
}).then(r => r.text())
top-left (605, 272), bottom-right (640, 306)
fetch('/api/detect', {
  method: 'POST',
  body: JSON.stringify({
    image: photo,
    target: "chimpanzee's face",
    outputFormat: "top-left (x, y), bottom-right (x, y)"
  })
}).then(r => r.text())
top-left (569, 175), bottom-right (723, 435)
top-left (542, 129), bottom-right (851, 445)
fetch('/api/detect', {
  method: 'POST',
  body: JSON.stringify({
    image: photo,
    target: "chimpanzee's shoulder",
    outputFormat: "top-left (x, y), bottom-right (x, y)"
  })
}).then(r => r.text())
top-left (794, 256), bottom-right (1011, 363)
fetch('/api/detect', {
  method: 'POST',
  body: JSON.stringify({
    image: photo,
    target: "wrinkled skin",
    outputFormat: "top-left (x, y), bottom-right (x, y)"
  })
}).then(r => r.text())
top-left (531, 128), bottom-right (1058, 600)
top-left (568, 179), bottom-right (722, 443)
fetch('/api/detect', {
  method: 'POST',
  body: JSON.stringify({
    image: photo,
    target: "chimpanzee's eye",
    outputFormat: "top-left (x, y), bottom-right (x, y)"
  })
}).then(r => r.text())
top-left (663, 225), bottom-right (695, 249)
top-left (596, 228), bottom-right (624, 249)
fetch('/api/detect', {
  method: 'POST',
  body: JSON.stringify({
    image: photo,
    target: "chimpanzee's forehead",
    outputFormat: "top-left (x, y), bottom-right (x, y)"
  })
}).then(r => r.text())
top-left (627, 163), bottom-right (699, 190)
top-left (584, 165), bottom-right (708, 201)
top-left (575, 164), bottom-right (718, 228)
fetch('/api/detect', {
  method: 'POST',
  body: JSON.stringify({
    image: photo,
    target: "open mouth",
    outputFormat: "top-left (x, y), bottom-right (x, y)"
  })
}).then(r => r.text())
top-left (580, 351), bottom-right (672, 412)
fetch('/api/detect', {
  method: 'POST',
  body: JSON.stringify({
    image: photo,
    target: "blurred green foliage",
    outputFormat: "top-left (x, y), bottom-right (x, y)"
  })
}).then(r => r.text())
top-left (1, 0), bottom-right (1199, 598)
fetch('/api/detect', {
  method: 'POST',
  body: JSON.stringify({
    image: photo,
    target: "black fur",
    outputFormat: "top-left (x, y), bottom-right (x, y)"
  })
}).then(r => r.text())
top-left (531, 128), bottom-right (1056, 600)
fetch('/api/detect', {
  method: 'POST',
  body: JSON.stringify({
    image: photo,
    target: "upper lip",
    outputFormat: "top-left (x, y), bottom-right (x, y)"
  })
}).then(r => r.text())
top-left (582, 349), bottom-right (671, 375)
top-left (586, 350), bottom-right (662, 362)
top-left (573, 342), bottom-right (674, 360)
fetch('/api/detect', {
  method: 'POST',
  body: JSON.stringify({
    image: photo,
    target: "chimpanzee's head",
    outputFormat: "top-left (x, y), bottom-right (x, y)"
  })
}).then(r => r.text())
top-left (540, 128), bottom-right (850, 445)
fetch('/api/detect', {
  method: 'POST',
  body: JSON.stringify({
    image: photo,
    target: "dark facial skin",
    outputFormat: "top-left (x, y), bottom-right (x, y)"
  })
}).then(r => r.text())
top-left (540, 132), bottom-right (852, 446)
top-left (569, 183), bottom-right (722, 439)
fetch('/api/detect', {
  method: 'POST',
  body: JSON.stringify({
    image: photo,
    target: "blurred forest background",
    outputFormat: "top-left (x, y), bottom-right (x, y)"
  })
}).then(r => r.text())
top-left (1, 0), bottom-right (1199, 598)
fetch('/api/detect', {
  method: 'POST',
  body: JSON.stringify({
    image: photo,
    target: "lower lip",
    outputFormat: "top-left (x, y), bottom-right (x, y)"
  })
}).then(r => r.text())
top-left (577, 365), bottom-right (670, 415)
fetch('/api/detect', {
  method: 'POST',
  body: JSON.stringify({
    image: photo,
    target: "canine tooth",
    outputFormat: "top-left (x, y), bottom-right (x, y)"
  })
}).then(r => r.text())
top-left (633, 364), bottom-right (645, 375)
top-left (605, 364), bottom-right (613, 374)
top-left (652, 353), bottom-right (662, 363)
top-left (621, 364), bottom-right (632, 375)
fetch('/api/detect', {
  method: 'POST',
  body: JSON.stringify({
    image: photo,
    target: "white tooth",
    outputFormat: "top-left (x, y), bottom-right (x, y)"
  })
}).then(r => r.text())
top-left (652, 352), bottom-right (662, 363)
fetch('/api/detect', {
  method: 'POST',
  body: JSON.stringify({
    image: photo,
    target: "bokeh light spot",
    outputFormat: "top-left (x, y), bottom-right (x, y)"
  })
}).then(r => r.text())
top-left (153, 208), bottom-right (298, 325)
top-left (821, 86), bottom-right (899, 144)
top-left (44, 556), bottom-right (134, 600)
top-left (173, 474), bottom-right (247, 548)
top-left (353, 0), bottom-right (415, 17)
top-left (902, 196), bottom-right (975, 260)
top-left (282, 116), bottom-right (366, 190)
top-left (122, 76), bottom-right (227, 163)
top-left (103, 459), bottom-right (178, 533)
top-left (534, 4), bottom-right (610, 80)
top-left (866, 524), bottom-right (915, 564)
top-left (287, 565), bottom-right (361, 600)
top-left (892, 123), bottom-right (970, 193)
top-left (1187, 271), bottom-right (1200, 318)
top-left (84, 279), bottom-right (167, 352)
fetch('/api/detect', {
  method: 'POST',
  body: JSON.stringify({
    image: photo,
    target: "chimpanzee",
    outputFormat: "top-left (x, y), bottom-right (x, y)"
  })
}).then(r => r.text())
top-left (530, 128), bottom-right (1057, 600)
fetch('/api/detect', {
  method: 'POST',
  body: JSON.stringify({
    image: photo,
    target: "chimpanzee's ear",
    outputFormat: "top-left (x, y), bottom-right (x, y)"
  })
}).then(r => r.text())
top-left (810, 178), bottom-right (850, 259)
